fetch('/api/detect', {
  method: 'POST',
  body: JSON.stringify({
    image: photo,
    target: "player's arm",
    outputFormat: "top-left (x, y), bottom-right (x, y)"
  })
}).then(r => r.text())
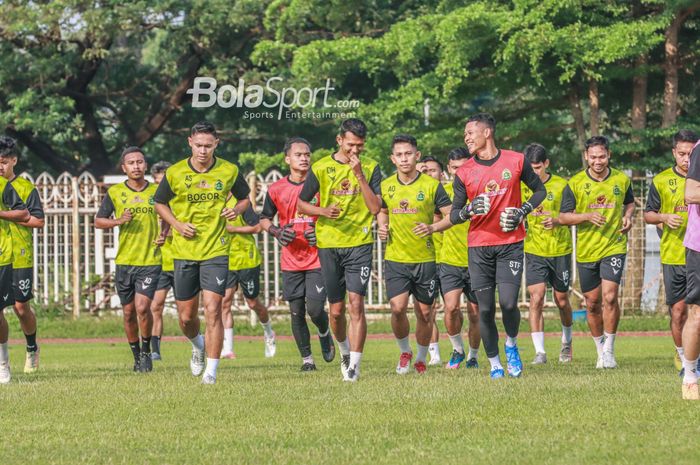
top-left (0, 182), bottom-right (29, 223)
top-left (558, 185), bottom-right (606, 227)
top-left (643, 182), bottom-right (680, 229)
top-left (377, 206), bottom-right (389, 241)
top-left (298, 169), bottom-right (340, 218)
top-left (221, 172), bottom-right (251, 221)
top-left (258, 191), bottom-right (277, 233)
top-left (686, 145), bottom-right (700, 205)
top-left (16, 188), bottom-right (44, 228)
top-left (619, 185), bottom-right (635, 234)
top-left (153, 175), bottom-right (195, 238)
top-left (350, 162), bottom-right (382, 215)
top-left (94, 193), bottom-right (129, 229)
top-left (414, 184), bottom-right (453, 236)
top-left (226, 204), bottom-right (261, 234)
top-left (260, 190), bottom-right (298, 246)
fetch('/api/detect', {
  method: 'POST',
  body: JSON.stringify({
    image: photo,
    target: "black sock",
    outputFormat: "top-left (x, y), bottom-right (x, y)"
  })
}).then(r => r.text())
top-left (141, 337), bottom-right (151, 354)
top-left (25, 332), bottom-right (38, 352)
top-left (152, 336), bottom-right (161, 354)
top-left (129, 341), bottom-right (141, 360)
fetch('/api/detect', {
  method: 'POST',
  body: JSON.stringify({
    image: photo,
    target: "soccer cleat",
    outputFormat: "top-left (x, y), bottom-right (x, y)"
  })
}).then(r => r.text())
top-left (465, 357), bottom-right (479, 369)
top-left (344, 366), bottom-right (359, 382)
top-left (396, 352), bottom-right (413, 375)
top-left (674, 350), bottom-right (683, 372)
top-left (24, 349), bottom-right (40, 373)
top-left (133, 358), bottom-right (141, 372)
top-left (531, 352), bottom-right (547, 365)
top-left (0, 361), bottom-right (10, 384)
top-left (596, 356), bottom-right (604, 369)
top-left (602, 351), bottom-right (618, 369)
top-left (559, 342), bottom-right (572, 363)
top-left (190, 346), bottom-right (205, 377)
top-left (445, 350), bottom-right (466, 369)
top-left (139, 352), bottom-right (153, 373)
top-left (319, 333), bottom-right (335, 363)
top-left (340, 354), bottom-right (351, 380)
top-left (490, 367), bottom-right (505, 379)
top-left (151, 352), bottom-right (162, 361)
top-left (264, 331), bottom-right (277, 358)
top-left (301, 362), bottom-right (317, 372)
top-left (414, 361), bottom-right (427, 374)
top-left (682, 383), bottom-right (699, 400)
top-left (679, 368), bottom-right (685, 378)
top-left (221, 351), bottom-right (236, 360)
top-left (505, 344), bottom-right (523, 378)
top-left (201, 374), bottom-right (217, 385)
top-left (428, 353), bottom-right (441, 366)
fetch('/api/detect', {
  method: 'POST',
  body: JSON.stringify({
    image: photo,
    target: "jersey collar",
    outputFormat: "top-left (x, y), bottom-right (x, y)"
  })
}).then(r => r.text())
top-left (286, 175), bottom-right (305, 186)
top-left (124, 180), bottom-right (149, 192)
top-left (672, 166), bottom-right (687, 178)
top-left (187, 156), bottom-right (218, 174)
top-left (474, 149), bottom-right (501, 166)
top-left (543, 173), bottom-right (552, 184)
top-left (396, 171), bottom-right (421, 186)
top-left (585, 167), bottom-right (611, 182)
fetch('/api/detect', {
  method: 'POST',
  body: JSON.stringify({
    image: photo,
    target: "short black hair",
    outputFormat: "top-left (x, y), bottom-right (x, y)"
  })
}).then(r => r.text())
top-left (150, 160), bottom-right (171, 176)
top-left (120, 146), bottom-right (144, 165)
top-left (524, 143), bottom-right (548, 164)
top-left (447, 147), bottom-right (470, 161)
top-left (421, 156), bottom-right (444, 172)
top-left (466, 113), bottom-right (496, 134)
top-left (283, 137), bottom-right (312, 155)
top-left (391, 134), bottom-right (418, 151)
top-left (338, 118), bottom-right (367, 139)
top-left (191, 121), bottom-right (218, 138)
top-left (673, 129), bottom-right (698, 148)
top-left (0, 136), bottom-right (19, 159)
top-left (585, 135), bottom-right (609, 151)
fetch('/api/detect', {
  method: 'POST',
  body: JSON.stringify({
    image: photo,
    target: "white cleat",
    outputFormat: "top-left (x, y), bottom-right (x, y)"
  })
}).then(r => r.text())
top-left (0, 361), bottom-right (10, 384)
top-left (396, 352), bottom-right (413, 375)
top-left (340, 354), bottom-right (350, 380)
top-left (190, 346), bottom-right (205, 377)
top-left (344, 365), bottom-right (359, 383)
top-left (602, 351), bottom-right (618, 369)
top-left (264, 331), bottom-right (277, 358)
top-left (201, 374), bottom-right (216, 385)
top-left (596, 356), bottom-right (604, 369)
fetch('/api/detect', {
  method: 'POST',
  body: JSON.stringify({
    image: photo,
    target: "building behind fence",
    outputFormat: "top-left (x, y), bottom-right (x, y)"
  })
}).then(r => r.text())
top-left (23, 170), bottom-right (664, 317)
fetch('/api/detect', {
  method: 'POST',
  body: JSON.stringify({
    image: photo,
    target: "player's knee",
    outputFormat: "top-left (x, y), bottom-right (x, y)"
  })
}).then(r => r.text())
top-left (553, 292), bottom-right (570, 309)
top-left (415, 304), bottom-right (432, 323)
top-left (602, 290), bottom-right (618, 307)
top-left (245, 298), bottom-right (258, 311)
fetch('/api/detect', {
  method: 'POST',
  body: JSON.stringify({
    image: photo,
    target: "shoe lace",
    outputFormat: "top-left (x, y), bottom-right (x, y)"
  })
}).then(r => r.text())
top-left (399, 352), bottom-right (412, 367)
top-left (506, 345), bottom-right (519, 365)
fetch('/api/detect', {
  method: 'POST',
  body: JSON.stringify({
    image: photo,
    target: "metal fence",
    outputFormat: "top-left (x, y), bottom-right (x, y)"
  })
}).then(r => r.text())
top-left (21, 170), bottom-right (661, 317)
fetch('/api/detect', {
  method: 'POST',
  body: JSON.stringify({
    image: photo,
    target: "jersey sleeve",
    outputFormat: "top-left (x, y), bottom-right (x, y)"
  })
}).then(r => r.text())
top-left (242, 204), bottom-right (260, 226)
top-left (521, 159), bottom-right (546, 208)
top-left (560, 185), bottom-right (576, 213)
top-left (623, 184), bottom-right (634, 205)
top-left (299, 169), bottom-right (320, 202)
top-left (434, 183), bottom-right (451, 211)
top-left (644, 182), bottom-right (661, 213)
top-left (230, 172), bottom-right (251, 200)
top-left (25, 189), bottom-right (45, 219)
top-left (154, 175), bottom-right (175, 204)
top-left (369, 165), bottom-right (382, 195)
top-left (689, 144), bottom-right (700, 181)
top-left (449, 176), bottom-right (468, 224)
top-left (260, 191), bottom-right (278, 219)
top-left (96, 193), bottom-right (115, 218)
top-left (2, 183), bottom-right (26, 211)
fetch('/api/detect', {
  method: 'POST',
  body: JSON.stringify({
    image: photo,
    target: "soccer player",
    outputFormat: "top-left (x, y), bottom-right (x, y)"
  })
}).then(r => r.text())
top-left (150, 161), bottom-right (172, 361)
top-left (260, 137), bottom-right (335, 371)
top-left (440, 147), bottom-right (481, 369)
top-left (0, 137), bottom-right (45, 374)
top-left (681, 138), bottom-right (700, 399)
top-left (450, 113), bottom-right (546, 379)
top-left (644, 130), bottom-right (697, 375)
top-left (559, 136), bottom-right (634, 369)
top-left (221, 202), bottom-right (276, 359)
top-left (0, 137), bottom-right (31, 384)
top-left (418, 155), bottom-right (445, 365)
top-left (95, 147), bottom-right (161, 373)
top-left (154, 121), bottom-right (251, 384)
top-left (298, 118), bottom-right (382, 382)
top-left (521, 143), bottom-right (574, 364)
top-left (378, 135), bottom-right (452, 374)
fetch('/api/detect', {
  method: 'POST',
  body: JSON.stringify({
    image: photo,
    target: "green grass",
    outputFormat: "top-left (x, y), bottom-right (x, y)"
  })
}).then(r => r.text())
top-left (0, 335), bottom-right (695, 464)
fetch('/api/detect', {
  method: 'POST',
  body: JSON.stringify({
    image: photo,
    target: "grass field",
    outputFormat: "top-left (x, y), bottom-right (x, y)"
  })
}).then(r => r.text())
top-left (0, 334), bottom-right (696, 465)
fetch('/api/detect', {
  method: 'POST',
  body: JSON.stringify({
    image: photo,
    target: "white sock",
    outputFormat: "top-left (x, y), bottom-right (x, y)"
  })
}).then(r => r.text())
top-left (488, 355), bottom-right (503, 370)
top-left (531, 332), bottom-right (545, 354)
top-left (603, 332), bottom-right (616, 353)
top-left (349, 351), bottom-right (362, 373)
top-left (189, 334), bottom-right (205, 352)
top-left (338, 339), bottom-right (350, 356)
top-left (396, 336), bottom-right (411, 354)
top-left (593, 336), bottom-right (605, 357)
top-left (223, 328), bottom-right (233, 353)
top-left (562, 325), bottom-right (573, 344)
top-left (204, 358), bottom-right (219, 379)
top-left (0, 342), bottom-right (8, 363)
top-left (429, 342), bottom-right (440, 355)
top-left (505, 336), bottom-right (517, 348)
top-left (448, 333), bottom-right (465, 354)
top-left (261, 320), bottom-right (273, 337)
top-left (683, 355), bottom-right (699, 384)
top-left (303, 355), bottom-right (314, 365)
top-left (676, 346), bottom-right (685, 358)
top-left (416, 344), bottom-right (429, 363)
top-left (468, 347), bottom-right (479, 360)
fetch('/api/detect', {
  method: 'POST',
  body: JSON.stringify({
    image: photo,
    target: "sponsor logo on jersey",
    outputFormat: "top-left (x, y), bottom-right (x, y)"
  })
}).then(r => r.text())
top-left (131, 195), bottom-right (144, 204)
top-left (392, 199), bottom-right (418, 214)
top-left (187, 192), bottom-right (222, 203)
top-left (675, 203), bottom-right (688, 213)
top-left (483, 180), bottom-right (507, 197)
top-left (331, 178), bottom-right (359, 196)
top-left (531, 205), bottom-right (551, 217)
top-left (197, 180), bottom-right (211, 189)
top-left (588, 195), bottom-right (615, 209)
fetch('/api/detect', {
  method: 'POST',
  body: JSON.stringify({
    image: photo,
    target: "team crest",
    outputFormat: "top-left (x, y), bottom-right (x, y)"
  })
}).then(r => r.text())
top-left (215, 180), bottom-right (223, 191)
top-left (546, 192), bottom-right (554, 201)
top-left (613, 185), bottom-right (621, 196)
top-left (148, 196), bottom-right (155, 205)
top-left (310, 196), bottom-right (318, 206)
top-left (416, 191), bottom-right (425, 201)
top-left (501, 169), bottom-right (512, 180)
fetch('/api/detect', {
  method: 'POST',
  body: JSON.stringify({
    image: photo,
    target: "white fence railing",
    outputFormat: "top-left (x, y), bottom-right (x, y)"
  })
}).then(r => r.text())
top-left (21, 170), bottom-right (660, 316)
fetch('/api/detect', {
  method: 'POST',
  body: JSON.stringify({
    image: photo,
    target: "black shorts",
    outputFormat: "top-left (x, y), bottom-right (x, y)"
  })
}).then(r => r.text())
top-left (0, 264), bottom-right (15, 309)
top-left (525, 253), bottom-right (571, 293)
top-left (227, 266), bottom-right (260, 299)
top-left (438, 263), bottom-right (477, 303)
top-left (577, 254), bottom-right (626, 293)
top-left (282, 268), bottom-right (326, 301)
top-left (468, 242), bottom-right (524, 292)
top-left (685, 249), bottom-right (700, 306)
top-left (115, 265), bottom-right (162, 305)
top-left (318, 244), bottom-right (373, 304)
top-left (384, 260), bottom-right (437, 305)
top-left (12, 267), bottom-right (33, 303)
top-left (173, 256), bottom-right (228, 301)
top-left (663, 264), bottom-right (687, 306)
top-left (156, 271), bottom-right (174, 292)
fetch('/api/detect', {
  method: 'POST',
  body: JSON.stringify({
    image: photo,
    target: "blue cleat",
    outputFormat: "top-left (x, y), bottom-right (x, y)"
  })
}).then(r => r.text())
top-left (505, 344), bottom-right (523, 378)
top-left (445, 350), bottom-right (466, 369)
top-left (465, 357), bottom-right (479, 369)
top-left (490, 367), bottom-right (505, 379)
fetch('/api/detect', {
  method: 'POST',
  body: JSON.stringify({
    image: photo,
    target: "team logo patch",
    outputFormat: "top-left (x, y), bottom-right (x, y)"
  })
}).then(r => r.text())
top-left (416, 191), bottom-right (425, 201)
top-left (197, 180), bottom-right (211, 189)
top-left (546, 192), bottom-right (554, 201)
top-left (502, 169), bottom-right (512, 180)
top-left (613, 185), bottom-right (621, 196)
top-left (215, 180), bottom-right (223, 191)
top-left (310, 196), bottom-right (318, 206)
top-left (20, 248), bottom-right (26, 256)
top-left (148, 196), bottom-right (155, 205)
